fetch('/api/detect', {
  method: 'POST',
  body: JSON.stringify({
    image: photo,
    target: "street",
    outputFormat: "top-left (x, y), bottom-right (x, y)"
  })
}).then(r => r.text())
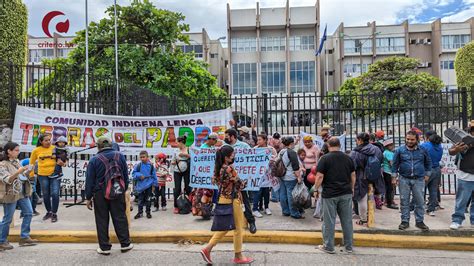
top-left (1, 243), bottom-right (473, 265)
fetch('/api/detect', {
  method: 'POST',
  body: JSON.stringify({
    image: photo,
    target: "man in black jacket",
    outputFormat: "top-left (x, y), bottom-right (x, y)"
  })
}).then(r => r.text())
top-left (85, 136), bottom-right (133, 255)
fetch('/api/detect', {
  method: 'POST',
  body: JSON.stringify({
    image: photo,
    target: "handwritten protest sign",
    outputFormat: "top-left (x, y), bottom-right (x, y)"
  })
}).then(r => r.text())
top-left (189, 147), bottom-right (272, 191)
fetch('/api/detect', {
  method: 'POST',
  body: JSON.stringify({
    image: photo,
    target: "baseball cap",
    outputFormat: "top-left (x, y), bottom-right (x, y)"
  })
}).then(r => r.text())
top-left (375, 130), bottom-right (385, 139)
top-left (383, 139), bottom-right (394, 147)
top-left (55, 136), bottom-right (68, 144)
top-left (97, 136), bottom-right (113, 147)
top-left (208, 132), bottom-right (219, 140)
top-left (238, 126), bottom-right (250, 134)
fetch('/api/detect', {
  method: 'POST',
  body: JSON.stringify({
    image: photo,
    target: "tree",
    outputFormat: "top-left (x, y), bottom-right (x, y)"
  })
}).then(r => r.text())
top-left (0, 0), bottom-right (28, 119)
top-left (33, 0), bottom-right (226, 109)
top-left (336, 56), bottom-right (444, 118)
top-left (455, 41), bottom-right (474, 88)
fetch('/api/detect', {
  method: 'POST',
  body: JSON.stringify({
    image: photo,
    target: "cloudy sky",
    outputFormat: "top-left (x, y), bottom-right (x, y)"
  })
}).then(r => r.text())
top-left (25, 0), bottom-right (474, 41)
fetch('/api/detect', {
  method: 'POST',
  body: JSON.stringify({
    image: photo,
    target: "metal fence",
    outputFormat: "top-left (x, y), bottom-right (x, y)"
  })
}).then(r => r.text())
top-left (3, 62), bottom-right (474, 195)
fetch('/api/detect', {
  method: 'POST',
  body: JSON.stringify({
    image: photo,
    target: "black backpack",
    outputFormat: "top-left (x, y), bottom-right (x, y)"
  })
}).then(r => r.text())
top-left (176, 194), bottom-right (192, 214)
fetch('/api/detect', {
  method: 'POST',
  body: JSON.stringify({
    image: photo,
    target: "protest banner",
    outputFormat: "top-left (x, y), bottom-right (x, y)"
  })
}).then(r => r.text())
top-left (60, 160), bottom-right (174, 191)
top-left (299, 131), bottom-right (346, 152)
top-left (189, 147), bottom-right (272, 191)
top-left (12, 106), bottom-right (232, 155)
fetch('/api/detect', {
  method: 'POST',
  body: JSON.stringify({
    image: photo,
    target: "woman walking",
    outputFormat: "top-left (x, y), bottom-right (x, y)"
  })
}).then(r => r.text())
top-left (0, 142), bottom-right (38, 250)
top-left (200, 145), bottom-right (254, 264)
top-left (30, 134), bottom-right (64, 223)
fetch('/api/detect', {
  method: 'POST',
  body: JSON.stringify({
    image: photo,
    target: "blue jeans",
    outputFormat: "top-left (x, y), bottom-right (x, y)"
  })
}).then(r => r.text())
top-left (426, 167), bottom-right (441, 212)
top-left (1, 197), bottom-right (33, 243)
top-left (322, 194), bottom-right (353, 251)
top-left (39, 175), bottom-right (61, 214)
top-left (399, 176), bottom-right (425, 223)
top-left (279, 180), bottom-right (301, 218)
top-left (271, 188), bottom-right (280, 202)
top-left (451, 179), bottom-right (474, 225)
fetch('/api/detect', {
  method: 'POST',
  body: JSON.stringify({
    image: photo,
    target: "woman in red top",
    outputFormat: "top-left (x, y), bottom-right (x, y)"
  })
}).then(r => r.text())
top-left (200, 145), bottom-right (254, 265)
top-left (303, 135), bottom-right (320, 190)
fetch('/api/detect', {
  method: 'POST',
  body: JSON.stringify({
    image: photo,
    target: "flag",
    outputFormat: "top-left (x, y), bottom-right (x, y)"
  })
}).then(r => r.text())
top-left (316, 25), bottom-right (327, 56)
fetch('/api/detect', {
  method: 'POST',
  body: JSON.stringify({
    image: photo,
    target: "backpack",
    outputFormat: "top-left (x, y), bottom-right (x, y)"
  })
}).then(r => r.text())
top-left (176, 194), bottom-right (192, 214)
top-left (97, 152), bottom-right (125, 200)
top-left (137, 162), bottom-right (154, 177)
top-left (271, 150), bottom-right (288, 178)
top-left (365, 154), bottom-right (382, 182)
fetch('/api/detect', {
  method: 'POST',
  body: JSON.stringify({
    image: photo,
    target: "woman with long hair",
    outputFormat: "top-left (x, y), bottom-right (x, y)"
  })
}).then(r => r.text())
top-left (0, 142), bottom-right (38, 250)
top-left (171, 135), bottom-right (191, 214)
top-left (200, 145), bottom-right (254, 264)
top-left (30, 134), bottom-right (64, 223)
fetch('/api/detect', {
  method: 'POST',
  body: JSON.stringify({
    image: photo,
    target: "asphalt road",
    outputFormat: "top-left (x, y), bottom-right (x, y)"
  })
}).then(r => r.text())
top-left (1, 243), bottom-right (473, 265)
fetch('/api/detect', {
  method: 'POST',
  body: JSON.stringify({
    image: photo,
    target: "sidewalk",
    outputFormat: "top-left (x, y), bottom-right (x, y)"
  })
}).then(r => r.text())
top-left (3, 196), bottom-right (472, 235)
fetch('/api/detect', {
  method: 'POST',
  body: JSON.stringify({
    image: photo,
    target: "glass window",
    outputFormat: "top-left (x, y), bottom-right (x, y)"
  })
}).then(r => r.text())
top-left (261, 36), bottom-right (285, 52)
top-left (261, 62), bottom-right (286, 94)
top-left (442, 34), bottom-right (470, 50)
top-left (231, 37), bottom-right (257, 53)
top-left (344, 39), bottom-right (372, 54)
top-left (232, 63), bottom-right (257, 95)
top-left (290, 61), bottom-right (315, 93)
top-left (343, 63), bottom-right (369, 74)
top-left (376, 37), bottom-right (405, 53)
top-left (289, 36), bottom-right (315, 51)
top-left (440, 60), bottom-right (455, 70)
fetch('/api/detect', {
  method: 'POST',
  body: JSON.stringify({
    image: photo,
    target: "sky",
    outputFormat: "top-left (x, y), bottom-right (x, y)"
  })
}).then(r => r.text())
top-left (25, 0), bottom-right (474, 41)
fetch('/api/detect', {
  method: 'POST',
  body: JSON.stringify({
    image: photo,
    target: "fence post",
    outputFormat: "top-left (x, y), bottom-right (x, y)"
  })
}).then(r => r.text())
top-left (262, 93), bottom-right (268, 135)
top-left (461, 88), bottom-right (468, 130)
top-left (471, 87), bottom-right (474, 120)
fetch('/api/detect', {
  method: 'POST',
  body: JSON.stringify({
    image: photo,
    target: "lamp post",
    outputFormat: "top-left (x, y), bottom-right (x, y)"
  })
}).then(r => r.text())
top-left (113, 0), bottom-right (120, 115)
top-left (342, 32), bottom-right (380, 76)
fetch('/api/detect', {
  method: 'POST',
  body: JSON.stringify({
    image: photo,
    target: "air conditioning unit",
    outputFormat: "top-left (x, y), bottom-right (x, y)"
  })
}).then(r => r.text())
top-left (415, 38), bottom-right (421, 45)
top-left (423, 38), bottom-right (431, 45)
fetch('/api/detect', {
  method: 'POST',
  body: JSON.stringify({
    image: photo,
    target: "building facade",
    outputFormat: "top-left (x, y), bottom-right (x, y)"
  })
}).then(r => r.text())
top-left (227, 0), bottom-right (321, 96)
top-left (325, 17), bottom-right (474, 92)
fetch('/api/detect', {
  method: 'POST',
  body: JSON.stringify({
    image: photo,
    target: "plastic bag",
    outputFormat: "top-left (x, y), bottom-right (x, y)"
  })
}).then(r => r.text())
top-left (292, 182), bottom-right (310, 209)
top-left (313, 198), bottom-right (322, 219)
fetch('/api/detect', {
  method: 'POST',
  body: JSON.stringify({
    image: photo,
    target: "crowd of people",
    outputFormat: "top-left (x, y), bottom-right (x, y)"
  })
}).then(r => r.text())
top-left (0, 119), bottom-right (473, 262)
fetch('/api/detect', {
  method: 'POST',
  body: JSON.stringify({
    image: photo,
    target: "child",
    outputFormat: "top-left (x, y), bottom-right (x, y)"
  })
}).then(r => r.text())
top-left (52, 136), bottom-right (69, 178)
top-left (132, 151), bottom-right (157, 219)
top-left (154, 153), bottom-right (169, 212)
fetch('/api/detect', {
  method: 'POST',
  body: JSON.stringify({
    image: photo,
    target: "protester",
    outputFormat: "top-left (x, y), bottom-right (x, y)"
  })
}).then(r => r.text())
top-left (302, 135), bottom-right (320, 191)
top-left (448, 122), bottom-right (474, 230)
top-left (85, 136), bottom-right (132, 255)
top-left (154, 153), bottom-right (169, 212)
top-left (392, 131), bottom-right (432, 232)
top-left (315, 137), bottom-right (355, 254)
top-left (133, 151), bottom-right (157, 219)
top-left (252, 134), bottom-right (276, 218)
top-left (269, 132), bottom-right (283, 203)
top-left (171, 136), bottom-right (191, 214)
top-left (200, 132), bottom-right (220, 148)
top-left (368, 133), bottom-right (385, 209)
top-left (0, 142), bottom-right (38, 250)
top-left (350, 133), bottom-right (383, 226)
top-left (224, 128), bottom-right (257, 233)
top-left (421, 131), bottom-right (443, 216)
top-left (279, 137), bottom-right (304, 219)
top-left (30, 133), bottom-right (64, 223)
top-left (382, 139), bottom-right (398, 209)
top-left (20, 159), bottom-right (40, 216)
top-left (369, 133), bottom-right (384, 153)
top-left (320, 125), bottom-right (332, 155)
top-left (238, 125), bottom-right (257, 147)
top-left (375, 130), bottom-right (385, 142)
top-left (52, 136), bottom-right (69, 178)
top-left (200, 145), bottom-right (254, 265)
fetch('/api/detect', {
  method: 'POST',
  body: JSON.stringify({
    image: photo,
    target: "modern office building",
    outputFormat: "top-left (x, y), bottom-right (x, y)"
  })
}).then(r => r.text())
top-left (324, 17), bottom-right (474, 92)
top-left (227, 0), bottom-right (321, 96)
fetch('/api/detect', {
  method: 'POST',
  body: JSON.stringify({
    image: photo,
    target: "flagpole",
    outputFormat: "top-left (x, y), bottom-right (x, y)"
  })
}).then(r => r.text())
top-left (325, 32), bottom-right (328, 94)
top-left (85, 0), bottom-right (89, 102)
top-left (113, 0), bottom-right (120, 115)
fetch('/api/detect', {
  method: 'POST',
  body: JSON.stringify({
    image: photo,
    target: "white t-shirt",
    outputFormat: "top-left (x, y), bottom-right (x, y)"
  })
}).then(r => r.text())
top-left (456, 170), bottom-right (474, 182)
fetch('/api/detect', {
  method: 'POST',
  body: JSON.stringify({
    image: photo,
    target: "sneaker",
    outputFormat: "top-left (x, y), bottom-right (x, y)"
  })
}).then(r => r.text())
top-left (345, 247), bottom-right (353, 253)
top-left (450, 222), bottom-right (461, 230)
top-left (19, 237), bottom-right (38, 247)
top-left (96, 247), bottom-right (111, 256)
top-left (51, 214), bottom-right (58, 223)
top-left (146, 213), bottom-right (152, 219)
top-left (317, 245), bottom-right (335, 254)
top-left (173, 208), bottom-right (179, 214)
top-left (233, 257), bottom-right (255, 264)
top-left (387, 204), bottom-right (399, 210)
top-left (134, 213), bottom-right (143, 219)
top-left (33, 211), bottom-right (40, 216)
top-left (200, 248), bottom-right (212, 264)
top-left (121, 243), bottom-right (134, 253)
top-left (415, 222), bottom-right (429, 232)
top-left (37, 198), bottom-right (43, 205)
top-left (42, 212), bottom-right (52, 221)
top-left (153, 207), bottom-right (159, 212)
top-left (438, 204), bottom-right (445, 210)
top-left (398, 221), bottom-right (409, 230)
top-left (252, 210), bottom-right (263, 218)
top-left (0, 242), bottom-right (14, 250)
top-left (428, 211), bottom-right (435, 217)
top-left (265, 208), bottom-right (272, 215)
top-left (161, 206), bottom-right (167, 211)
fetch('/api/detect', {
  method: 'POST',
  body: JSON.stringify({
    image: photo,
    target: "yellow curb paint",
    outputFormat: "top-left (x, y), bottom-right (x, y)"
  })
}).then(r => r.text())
top-left (7, 230), bottom-right (474, 251)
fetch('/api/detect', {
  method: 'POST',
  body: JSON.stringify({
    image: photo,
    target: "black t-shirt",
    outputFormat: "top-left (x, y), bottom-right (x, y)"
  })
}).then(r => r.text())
top-left (317, 151), bottom-right (355, 198)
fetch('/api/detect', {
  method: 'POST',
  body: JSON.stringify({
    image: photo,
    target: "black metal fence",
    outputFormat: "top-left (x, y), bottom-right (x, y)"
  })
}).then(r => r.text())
top-left (3, 62), bottom-right (474, 195)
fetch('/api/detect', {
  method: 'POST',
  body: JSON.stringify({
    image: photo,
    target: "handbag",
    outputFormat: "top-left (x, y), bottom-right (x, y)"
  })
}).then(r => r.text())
top-left (211, 167), bottom-right (236, 231)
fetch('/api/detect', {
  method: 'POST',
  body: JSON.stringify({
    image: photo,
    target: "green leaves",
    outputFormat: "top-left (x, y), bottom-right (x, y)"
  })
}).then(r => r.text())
top-left (455, 41), bottom-right (474, 88)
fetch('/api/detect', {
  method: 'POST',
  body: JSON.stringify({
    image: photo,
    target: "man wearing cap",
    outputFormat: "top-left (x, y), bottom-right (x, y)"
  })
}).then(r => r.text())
top-left (238, 126), bottom-right (257, 147)
top-left (320, 125), bottom-right (333, 155)
top-left (85, 136), bottom-right (133, 255)
top-left (382, 139), bottom-right (398, 209)
top-left (200, 133), bottom-right (221, 148)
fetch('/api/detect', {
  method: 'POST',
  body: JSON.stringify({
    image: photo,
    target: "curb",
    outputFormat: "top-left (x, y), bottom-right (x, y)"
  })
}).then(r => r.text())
top-left (8, 230), bottom-right (474, 251)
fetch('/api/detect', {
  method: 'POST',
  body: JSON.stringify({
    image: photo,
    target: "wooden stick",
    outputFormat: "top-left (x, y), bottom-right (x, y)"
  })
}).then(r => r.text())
top-left (368, 183), bottom-right (375, 227)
